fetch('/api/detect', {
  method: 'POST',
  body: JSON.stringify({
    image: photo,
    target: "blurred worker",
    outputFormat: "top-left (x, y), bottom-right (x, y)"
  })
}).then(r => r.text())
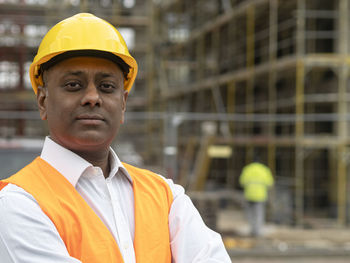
top-left (0, 13), bottom-right (230, 262)
top-left (239, 160), bottom-right (274, 237)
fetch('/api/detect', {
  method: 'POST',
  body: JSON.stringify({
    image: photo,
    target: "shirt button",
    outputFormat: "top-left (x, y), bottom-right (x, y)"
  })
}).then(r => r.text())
top-left (123, 243), bottom-right (129, 250)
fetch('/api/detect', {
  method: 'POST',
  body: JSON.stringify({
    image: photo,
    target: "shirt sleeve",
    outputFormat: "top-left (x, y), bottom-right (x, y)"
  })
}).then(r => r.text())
top-left (164, 178), bottom-right (232, 263)
top-left (0, 184), bottom-right (81, 263)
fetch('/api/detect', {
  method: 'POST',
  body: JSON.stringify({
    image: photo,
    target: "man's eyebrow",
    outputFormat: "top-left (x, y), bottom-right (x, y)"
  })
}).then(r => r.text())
top-left (60, 71), bottom-right (122, 80)
top-left (97, 72), bottom-right (123, 80)
top-left (62, 70), bottom-right (84, 76)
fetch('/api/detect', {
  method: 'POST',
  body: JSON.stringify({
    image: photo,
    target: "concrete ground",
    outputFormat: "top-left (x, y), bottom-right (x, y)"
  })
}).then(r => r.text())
top-left (234, 258), bottom-right (350, 263)
top-left (217, 209), bottom-right (350, 262)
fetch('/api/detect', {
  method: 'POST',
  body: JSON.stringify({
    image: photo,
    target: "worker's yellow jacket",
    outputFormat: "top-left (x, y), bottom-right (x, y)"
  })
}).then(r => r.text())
top-left (239, 162), bottom-right (274, 202)
top-left (0, 157), bottom-right (173, 263)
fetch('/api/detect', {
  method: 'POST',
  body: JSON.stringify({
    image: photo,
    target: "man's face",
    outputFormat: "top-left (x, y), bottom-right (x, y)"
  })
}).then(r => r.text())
top-left (37, 56), bottom-right (128, 154)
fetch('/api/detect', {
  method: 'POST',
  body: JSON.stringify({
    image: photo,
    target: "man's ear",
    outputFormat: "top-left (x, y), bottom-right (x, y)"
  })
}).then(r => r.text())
top-left (120, 91), bottom-right (129, 124)
top-left (37, 86), bottom-right (48, 120)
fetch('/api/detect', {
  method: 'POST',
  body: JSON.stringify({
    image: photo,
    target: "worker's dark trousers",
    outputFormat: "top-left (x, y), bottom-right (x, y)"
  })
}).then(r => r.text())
top-left (245, 201), bottom-right (265, 237)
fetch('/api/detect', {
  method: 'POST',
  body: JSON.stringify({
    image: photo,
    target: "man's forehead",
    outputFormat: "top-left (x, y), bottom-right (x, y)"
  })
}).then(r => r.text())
top-left (47, 56), bottom-right (124, 75)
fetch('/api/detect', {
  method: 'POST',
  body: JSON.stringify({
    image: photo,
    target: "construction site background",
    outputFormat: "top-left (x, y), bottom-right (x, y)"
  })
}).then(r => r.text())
top-left (2, 0), bottom-right (350, 261)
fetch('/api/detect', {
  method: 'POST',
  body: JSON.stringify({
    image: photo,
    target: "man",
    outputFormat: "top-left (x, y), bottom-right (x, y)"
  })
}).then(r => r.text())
top-left (0, 13), bottom-right (231, 262)
top-left (239, 160), bottom-right (274, 237)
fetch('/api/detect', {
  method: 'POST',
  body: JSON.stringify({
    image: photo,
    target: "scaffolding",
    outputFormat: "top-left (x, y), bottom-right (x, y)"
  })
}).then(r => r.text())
top-left (154, 0), bottom-right (350, 226)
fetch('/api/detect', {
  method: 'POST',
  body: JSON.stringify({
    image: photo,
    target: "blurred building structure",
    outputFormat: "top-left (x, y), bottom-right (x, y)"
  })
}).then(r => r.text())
top-left (154, 0), bottom-right (350, 227)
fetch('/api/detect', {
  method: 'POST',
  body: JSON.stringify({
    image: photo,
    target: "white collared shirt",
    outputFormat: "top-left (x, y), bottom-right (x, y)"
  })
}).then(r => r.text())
top-left (0, 137), bottom-right (231, 263)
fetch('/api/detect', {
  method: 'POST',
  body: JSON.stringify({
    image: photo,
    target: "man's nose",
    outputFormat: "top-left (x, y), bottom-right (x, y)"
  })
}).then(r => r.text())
top-left (81, 83), bottom-right (102, 107)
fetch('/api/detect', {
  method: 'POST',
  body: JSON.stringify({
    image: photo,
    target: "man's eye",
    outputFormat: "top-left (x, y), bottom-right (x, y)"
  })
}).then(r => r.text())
top-left (100, 83), bottom-right (115, 92)
top-left (64, 82), bottom-right (81, 91)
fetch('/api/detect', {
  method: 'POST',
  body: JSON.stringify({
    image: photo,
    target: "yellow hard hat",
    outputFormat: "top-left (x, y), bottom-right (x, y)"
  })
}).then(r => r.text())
top-left (29, 13), bottom-right (138, 94)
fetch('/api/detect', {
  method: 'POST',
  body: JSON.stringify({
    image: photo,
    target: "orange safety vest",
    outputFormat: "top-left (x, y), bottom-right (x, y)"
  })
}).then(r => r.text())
top-left (0, 157), bottom-right (173, 263)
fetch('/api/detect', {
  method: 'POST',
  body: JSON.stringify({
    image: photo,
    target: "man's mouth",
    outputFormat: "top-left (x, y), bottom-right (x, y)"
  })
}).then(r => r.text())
top-left (76, 114), bottom-right (105, 125)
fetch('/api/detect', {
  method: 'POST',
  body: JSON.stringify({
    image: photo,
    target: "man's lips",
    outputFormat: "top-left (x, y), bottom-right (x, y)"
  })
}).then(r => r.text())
top-left (76, 114), bottom-right (105, 124)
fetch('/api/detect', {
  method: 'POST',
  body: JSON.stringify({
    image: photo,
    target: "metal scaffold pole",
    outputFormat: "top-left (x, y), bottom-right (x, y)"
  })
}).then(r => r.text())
top-left (246, 5), bottom-right (255, 163)
top-left (295, 60), bottom-right (305, 226)
top-left (337, 0), bottom-right (349, 226)
top-left (295, 0), bottom-right (305, 226)
top-left (268, 0), bottom-right (278, 176)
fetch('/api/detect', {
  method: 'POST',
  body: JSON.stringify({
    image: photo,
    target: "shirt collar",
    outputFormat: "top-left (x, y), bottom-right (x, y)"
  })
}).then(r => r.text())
top-left (108, 145), bottom-right (132, 182)
top-left (40, 137), bottom-right (132, 187)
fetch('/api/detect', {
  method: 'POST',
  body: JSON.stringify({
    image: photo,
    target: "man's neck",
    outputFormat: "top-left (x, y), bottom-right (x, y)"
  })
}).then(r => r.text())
top-left (47, 136), bottom-right (112, 178)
